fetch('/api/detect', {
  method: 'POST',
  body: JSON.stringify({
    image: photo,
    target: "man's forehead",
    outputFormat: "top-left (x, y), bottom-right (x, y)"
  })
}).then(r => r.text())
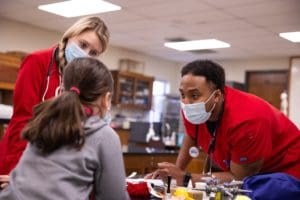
top-left (181, 74), bottom-right (207, 83)
top-left (179, 86), bottom-right (199, 92)
top-left (180, 75), bottom-right (209, 90)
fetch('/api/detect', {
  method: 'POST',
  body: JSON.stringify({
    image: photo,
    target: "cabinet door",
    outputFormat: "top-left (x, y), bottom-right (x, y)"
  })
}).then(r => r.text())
top-left (111, 70), bottom-right (153, 109)
top-left (118, 75), bottom-right (135, 105)
top-left (0, 52), bottom-right (22, 91)
top-left (134, 79), bottom-right (151, 108)
top-left (0, 52), bottom-right (22, 138)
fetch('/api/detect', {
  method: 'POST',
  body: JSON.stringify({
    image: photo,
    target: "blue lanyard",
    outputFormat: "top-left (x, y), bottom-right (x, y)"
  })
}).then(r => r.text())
top-left (195, 124), bottom-right (217, 155)
top-left (195, 124), bottom-right (217, 175)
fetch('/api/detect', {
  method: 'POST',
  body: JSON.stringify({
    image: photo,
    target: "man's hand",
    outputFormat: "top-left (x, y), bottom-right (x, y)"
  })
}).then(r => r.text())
top-left (144, 162), bottom-right (185, 185)
top-left (0, 175), bottom-right (9, 189)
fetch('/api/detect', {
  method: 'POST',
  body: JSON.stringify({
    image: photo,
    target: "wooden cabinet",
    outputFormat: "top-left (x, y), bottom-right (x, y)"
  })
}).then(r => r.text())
top-left (123, 152), bottom-right (206, 176)
top-left (111, 70), bottom-right (154, 110)
top-left (0, 52), bottom-right (22, 138)
top-left (0, 52), bottom-right (23, 105)
top-left (0, 52), bottom-right (22, 103)
top-left (115, 128), bottom-right (130, 147)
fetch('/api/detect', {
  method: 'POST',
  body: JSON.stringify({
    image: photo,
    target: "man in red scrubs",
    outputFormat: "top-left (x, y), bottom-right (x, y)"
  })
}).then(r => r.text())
top-left (148, 60), bottom-right (300, 186)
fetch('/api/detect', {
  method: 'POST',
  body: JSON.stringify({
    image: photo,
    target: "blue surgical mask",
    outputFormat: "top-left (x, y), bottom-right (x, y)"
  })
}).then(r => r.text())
top-left (102, 111), bottom-right (112, 124)
top-left (65, 42), bottom-right (88, 63)
top-left (181, 91), bottom-right (216, 124)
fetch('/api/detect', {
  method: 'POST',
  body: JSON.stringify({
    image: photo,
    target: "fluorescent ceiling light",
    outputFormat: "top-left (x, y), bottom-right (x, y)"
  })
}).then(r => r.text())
top-left (164, 39), bottom-right (230, 51)
top-left (38, 0), bottom-right (121, 18)
top-left (279, 31), bottom-right (300, 42)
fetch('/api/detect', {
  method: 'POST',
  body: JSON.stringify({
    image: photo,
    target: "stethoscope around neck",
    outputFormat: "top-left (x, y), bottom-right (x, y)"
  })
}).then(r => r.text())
top-left (189, 124), bottom-right (218, 176)
top-left (41, 47), bottom-right (62, 102)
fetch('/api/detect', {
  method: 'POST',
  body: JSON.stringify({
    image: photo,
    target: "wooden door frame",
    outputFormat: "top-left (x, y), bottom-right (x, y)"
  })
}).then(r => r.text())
top-left (245, 70), bottom-right (288, 92)
top-left (288, 56), bottom-right (300, 118)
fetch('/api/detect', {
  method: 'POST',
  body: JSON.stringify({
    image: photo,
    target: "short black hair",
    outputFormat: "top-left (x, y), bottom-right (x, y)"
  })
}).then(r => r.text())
top-left (181, 60), bottom-right (225, 93)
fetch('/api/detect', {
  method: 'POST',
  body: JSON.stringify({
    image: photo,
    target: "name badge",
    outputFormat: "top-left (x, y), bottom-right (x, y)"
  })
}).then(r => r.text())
top-left (189, 146), bottom-right (199, 158)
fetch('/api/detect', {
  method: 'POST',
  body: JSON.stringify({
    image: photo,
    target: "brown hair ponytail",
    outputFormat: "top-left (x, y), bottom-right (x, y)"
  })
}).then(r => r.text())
top-left (22, 91), bottom-right (85, 153)
top-left (22, 57), bottom-right (113, 154)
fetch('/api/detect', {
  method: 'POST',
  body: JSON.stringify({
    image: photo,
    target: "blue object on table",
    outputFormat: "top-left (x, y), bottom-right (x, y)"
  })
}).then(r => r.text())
top-left (242, 172), bottom-right (300, 200)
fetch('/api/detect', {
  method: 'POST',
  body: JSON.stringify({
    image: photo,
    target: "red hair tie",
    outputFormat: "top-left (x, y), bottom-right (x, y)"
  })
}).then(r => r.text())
top-left (70, 87), bottom-right (80, 95)
top-left (84, 106), bottom-right (93, 116)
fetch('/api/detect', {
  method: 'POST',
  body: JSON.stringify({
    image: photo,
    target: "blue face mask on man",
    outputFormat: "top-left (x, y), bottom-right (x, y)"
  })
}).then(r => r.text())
top-left (181, 90), bottom-right (216, 124)
top-left (65, 42), bottom-right (88, 63)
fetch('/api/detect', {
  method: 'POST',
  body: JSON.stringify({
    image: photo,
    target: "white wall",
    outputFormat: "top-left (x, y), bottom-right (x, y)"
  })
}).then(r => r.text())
top-left (100, 46), bottom-right (181, 94)
top-left (0, 18), bottom-right (61, 52)
top-left (2, 17), bottom-right (299, 124)
top-left (0, 18), bottom-right (181, 94)
top-left (219, 58), bottom-right (289, 83)
top-left (1, 17), bottom-right (290, 93)
top-left (289, 58), bottom-right (300, 128)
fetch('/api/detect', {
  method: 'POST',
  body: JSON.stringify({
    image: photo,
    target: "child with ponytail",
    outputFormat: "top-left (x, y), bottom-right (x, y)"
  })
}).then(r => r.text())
top-left (0, 16), bottom-right (109, 176)
top-left (0, 57), bottom-right (129, 200)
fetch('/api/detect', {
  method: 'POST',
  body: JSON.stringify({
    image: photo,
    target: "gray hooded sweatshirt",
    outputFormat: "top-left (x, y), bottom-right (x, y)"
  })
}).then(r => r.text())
top-left (0, 115), bottom-right (129, 200)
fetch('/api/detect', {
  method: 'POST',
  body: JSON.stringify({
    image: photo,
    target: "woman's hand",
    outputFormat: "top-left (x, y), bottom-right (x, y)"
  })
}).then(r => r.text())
top-left (0, 175), bottom-right (9, 189)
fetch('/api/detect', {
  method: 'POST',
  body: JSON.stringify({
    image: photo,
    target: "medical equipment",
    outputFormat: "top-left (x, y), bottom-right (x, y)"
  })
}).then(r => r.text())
top-left (41, 47), bottom-right (62, 101)
top-left (195, 177), bottom-right (251, 200)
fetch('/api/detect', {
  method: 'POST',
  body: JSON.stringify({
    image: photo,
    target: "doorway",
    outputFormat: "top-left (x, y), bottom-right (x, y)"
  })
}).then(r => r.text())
top-left (246, 70), bottom-right (288, 109)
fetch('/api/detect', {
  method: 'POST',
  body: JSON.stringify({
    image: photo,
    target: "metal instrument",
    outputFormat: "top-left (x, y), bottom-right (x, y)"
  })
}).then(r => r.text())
top-left (195, 177), bottom-right (252, 200)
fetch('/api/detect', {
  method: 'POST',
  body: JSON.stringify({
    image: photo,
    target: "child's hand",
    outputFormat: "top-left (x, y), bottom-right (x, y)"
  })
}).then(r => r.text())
top-left (0, 175), bottom-right (9, 189)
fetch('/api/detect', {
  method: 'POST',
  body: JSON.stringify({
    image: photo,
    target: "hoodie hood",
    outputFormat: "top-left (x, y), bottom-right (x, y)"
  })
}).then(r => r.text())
top-left (84, 115), bottom-right (108, 136)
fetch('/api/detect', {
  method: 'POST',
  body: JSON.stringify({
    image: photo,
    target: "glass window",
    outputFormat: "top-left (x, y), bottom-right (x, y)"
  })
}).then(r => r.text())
top-left (153, 80), bottom-right (170, 96)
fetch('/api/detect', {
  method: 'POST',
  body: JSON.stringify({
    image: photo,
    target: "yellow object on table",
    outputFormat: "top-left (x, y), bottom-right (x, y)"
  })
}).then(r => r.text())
top-left (234, 195), bottom-right (251, 200)
top-left (172, 187), bottom-right (203, 200)
top-left (173, 188), bottom-right (194, 200)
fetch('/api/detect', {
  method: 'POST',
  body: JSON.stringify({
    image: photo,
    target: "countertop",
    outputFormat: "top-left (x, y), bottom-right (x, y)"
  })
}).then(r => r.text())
top-left (0, 118), bottom-right (10, 124)
top-left (123, 145), bottom-right (178, 155)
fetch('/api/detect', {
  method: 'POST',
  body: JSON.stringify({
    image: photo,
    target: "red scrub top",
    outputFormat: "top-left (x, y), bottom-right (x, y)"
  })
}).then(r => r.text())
top-left (0, 46), bottom-right (60, 174)
top-left (183, 86), bottom-right (300, 179)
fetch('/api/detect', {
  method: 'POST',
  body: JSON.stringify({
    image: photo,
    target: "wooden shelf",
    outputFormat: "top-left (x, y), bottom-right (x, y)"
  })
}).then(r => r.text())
top-left (111, 70), bottom-right (154, 110)
top-left (0, 52), bottom-right (22, 91)
top-left (0, 82), bottom-right (14, 90)
top-left (123, 152), bottom-right (205, 176)
top-left (120, 93), bottom-right (133, 97)
top-left (0, 52), bottom-right (23, 137)
top-left (0, 53), bottom-right (22, 69)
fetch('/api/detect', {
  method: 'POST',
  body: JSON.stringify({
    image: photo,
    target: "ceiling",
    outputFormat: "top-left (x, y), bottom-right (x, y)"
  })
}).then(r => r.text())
top-left (1, 0), bottom-right (300, 62)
